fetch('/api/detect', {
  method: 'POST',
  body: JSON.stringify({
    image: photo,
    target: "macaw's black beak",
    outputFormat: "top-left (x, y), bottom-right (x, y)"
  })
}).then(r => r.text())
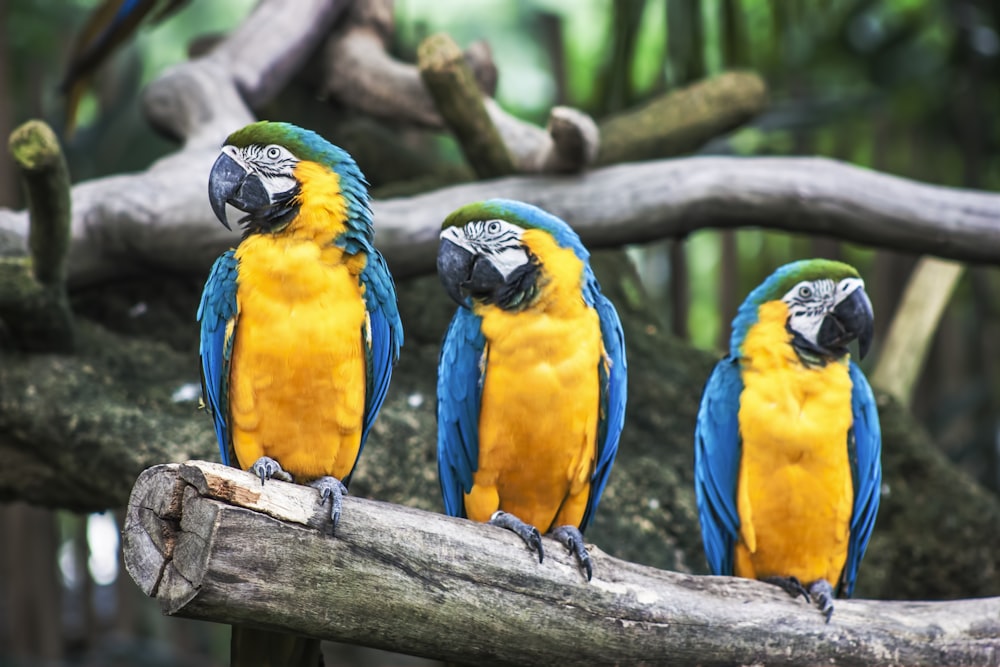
top-left (208, 151), bottom-right (269, 230)
top-left (818, 286), bottom-right (875, 359)
top-left (437, 237), bottom-right (504, 307)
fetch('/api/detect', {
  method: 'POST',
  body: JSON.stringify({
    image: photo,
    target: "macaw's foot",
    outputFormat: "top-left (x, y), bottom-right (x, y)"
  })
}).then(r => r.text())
top-left (249, 456), bottom-right (293, 485)
top-left (550, 524), bottom-right (593, 581)
top-left (762, 576), bottom-right (836, 622)
top-left (762, 575), bottom-right (811, 603)
top-left (808, 579), bottom-right (836, 623)
top-left (489, 511), bottom-right (544, 563)
top-left (310, 476), bottom-right (348, 535)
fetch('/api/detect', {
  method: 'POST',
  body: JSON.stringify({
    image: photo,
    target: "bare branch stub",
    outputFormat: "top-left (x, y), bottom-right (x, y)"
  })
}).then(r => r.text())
top-left (418, 32), bottom-right (516, 179)
top-left (1, 120), bottom-right (75, 352)
top-left (123, 460), bottom-right (1000, 667)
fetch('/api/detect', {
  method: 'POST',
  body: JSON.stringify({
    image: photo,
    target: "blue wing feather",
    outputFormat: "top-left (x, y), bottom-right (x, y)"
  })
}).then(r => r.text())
top-left (436, 307), bottom-right (487, 518)
top-left (579, 276), bottom-right (627, 532)
top-left (355, 249), bottom-right (403, 484)
top-left (693, 356), bottom-right (744, 576)
top-left (841, 361), bottom-right (882, 597)
top-left (197, 251), bottom-right (239, 466)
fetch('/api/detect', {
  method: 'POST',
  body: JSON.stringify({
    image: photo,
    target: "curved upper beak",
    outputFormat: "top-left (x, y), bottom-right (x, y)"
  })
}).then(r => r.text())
top-left (208, 151), bottom-right (269, 230)
top-left (818, 285), bottom-right (875, 359)
top-left (437, 237), bottom-right (474, 306)
top-left (437, 237), bottom-right (505, 307)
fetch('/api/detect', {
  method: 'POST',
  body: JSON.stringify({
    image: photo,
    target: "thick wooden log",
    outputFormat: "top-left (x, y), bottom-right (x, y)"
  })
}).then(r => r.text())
top-left (123, 460), bottom-right (1000, 667)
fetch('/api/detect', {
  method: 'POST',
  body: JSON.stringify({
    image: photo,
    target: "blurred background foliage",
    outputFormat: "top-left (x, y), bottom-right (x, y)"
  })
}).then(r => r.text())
top-left (1, 0), bottom-right (999, 665)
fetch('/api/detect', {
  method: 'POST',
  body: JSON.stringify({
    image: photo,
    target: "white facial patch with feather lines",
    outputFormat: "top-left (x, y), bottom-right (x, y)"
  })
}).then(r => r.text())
top-left (222, 144), bottom-right (299, 201)
top-left (442, 219), bottom-right (529, 280)
top-left (781, 278), bottom-right (836, 348)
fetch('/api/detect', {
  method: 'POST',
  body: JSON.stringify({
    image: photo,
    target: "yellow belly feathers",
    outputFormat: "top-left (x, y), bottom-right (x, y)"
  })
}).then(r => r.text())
top-left (463, 232), bottom-right (602, 532)
top-left (228, 164), bottom-right (368, 481)
top-left (736, 300), bottom-right (855, 585)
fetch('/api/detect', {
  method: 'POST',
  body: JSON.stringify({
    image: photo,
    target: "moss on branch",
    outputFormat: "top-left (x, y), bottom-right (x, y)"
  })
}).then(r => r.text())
top-left (418, 33), bottom-right (515, 178)
top-left (597, 71), bottom-right (768, 165)
top-left (1, 120), bottom-right (74, 352)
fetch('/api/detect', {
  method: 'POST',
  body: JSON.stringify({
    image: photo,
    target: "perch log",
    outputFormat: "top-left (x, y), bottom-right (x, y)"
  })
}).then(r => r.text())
top-left (123, 460), bottom-right (1000, 667)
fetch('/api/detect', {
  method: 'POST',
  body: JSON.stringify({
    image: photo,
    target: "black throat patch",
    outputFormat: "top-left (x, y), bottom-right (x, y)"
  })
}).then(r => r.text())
top-left (240, 184), bottom-right (301, 238)
top-left (493, 253), bottom-right (542, 311)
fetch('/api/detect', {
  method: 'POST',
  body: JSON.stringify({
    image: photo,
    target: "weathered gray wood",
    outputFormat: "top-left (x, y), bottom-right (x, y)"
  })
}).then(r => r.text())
top-left (123, 460), bottom-right (1000, 667)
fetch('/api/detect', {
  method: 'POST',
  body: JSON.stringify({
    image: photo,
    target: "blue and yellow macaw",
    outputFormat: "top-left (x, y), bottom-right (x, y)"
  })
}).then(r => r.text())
top-left (197, 121), bottom-right (401, 666)
top-left (436, 199), bottom-right (626, 580)
top-left (61, 0), bottom-right (190, 134)
top-left (198, 120), bottom-right (402, 525)
top-left (695, 259), bottom-right (881, 621)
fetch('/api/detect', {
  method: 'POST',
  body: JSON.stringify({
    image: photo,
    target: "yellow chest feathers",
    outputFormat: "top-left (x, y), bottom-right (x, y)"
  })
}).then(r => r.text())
top-left (738, 300), bottom-right (854, 453)
top-left (226, 195), bottom-right (368, 479)
top-left (734, 300), bottom-right (855, 583)
top-left (464, 234), bottom-right (604, 529)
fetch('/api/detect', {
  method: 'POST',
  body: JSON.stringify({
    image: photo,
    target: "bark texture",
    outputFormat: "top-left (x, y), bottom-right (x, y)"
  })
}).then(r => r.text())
top-left (123, 460), bottom-right (1000, 667)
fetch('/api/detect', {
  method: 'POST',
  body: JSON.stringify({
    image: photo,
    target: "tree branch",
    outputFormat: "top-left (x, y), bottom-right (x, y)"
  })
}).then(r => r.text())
top-left (375, 156), bottom-right (1000, 277)
top-left (0, 120), bottom-right (74, 352)
top-left (321, 4), bottom-right (597, 174)
top-left (143, 0), bottom-right (348, 145)
top-left (871, 258), bottom-right (966, 408)
top-left (2, 156), bottom-right (999, 289)
top-left (319, 0), bottom-right (498, 127)
top-left (595, 70), bottom-right (767, 166)
top-left (0, 0), bottom-right (352, 289)
top-left (124, 460), bottom-right (1000, 667)
top-left (418, 33), bottom-right (516, 178)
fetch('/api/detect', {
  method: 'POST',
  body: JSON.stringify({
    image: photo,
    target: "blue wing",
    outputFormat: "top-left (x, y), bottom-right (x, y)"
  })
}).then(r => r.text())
top-left (436, 307), bottom-right (487, 518)
top-left (840, 361), bottom-right (882, 597)
top-left (354, 249), bottom-right (403, 484)
top-left (693, 356), bottom-right (744, 576)
top-left (579, 277), bottom-right (627, 532)
top-left (196, 251), bottom-right (239, 467)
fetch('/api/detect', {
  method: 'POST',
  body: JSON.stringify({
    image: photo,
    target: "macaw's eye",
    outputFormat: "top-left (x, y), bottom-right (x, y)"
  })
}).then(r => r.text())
top-left (487, 221), bottom-right (501, 234)
top-left (265, 146), bottom-right (281, 160)
top-left (798, 285), bottom-right (813, 299)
